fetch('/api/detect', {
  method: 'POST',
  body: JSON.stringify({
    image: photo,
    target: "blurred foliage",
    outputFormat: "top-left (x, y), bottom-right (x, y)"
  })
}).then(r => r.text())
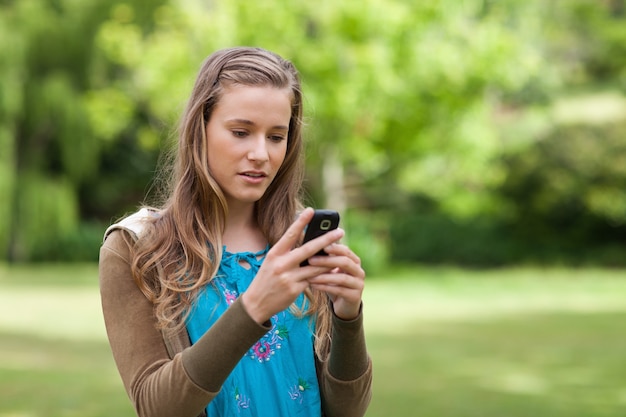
top-left (0, 0), bottom-right (624, 265)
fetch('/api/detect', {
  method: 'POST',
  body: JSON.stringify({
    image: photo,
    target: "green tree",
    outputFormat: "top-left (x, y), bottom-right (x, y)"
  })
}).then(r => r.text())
top-left (2, 0), bottom-right (624, 264)
top-left (0, 0), bottom-right (166, 261)
top-left (0, 6), bottom-right (25, 258)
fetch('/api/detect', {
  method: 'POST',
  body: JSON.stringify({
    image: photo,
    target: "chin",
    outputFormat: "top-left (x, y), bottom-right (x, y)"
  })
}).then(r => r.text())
top-left (229, 194), bottom-right (266, 206)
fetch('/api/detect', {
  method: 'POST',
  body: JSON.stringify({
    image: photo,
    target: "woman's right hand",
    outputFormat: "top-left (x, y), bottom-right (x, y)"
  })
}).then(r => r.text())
top-left (241, 207), bottom-right (344, 324)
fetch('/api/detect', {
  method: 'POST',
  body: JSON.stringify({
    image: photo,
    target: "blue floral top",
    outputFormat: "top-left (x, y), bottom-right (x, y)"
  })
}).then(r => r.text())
top-left (185, 247), bottom-right (322, 417)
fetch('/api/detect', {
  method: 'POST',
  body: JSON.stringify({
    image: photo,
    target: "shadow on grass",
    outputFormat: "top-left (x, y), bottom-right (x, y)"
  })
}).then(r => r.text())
top-left (366, 311), bottom-right (626, 417)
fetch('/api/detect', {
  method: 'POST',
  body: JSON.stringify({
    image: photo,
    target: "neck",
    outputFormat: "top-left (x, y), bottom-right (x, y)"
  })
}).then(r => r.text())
top-left (222, 202), bottom-right (266, 253)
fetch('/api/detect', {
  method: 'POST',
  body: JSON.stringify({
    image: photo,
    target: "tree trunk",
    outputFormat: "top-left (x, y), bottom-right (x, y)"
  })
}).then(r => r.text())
top-left (321, 146), bottom-right (346, 213)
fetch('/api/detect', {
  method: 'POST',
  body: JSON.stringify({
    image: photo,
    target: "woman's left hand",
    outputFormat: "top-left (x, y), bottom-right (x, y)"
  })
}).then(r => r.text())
top-left (305, 243), bottom-right (365, 320)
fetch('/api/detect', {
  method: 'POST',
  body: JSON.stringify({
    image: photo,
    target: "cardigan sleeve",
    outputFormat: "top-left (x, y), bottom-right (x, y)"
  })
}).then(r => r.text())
top-left (316, 307), bottom-right (373, 417)
top-left (99, 230), bottom-right (269, 417)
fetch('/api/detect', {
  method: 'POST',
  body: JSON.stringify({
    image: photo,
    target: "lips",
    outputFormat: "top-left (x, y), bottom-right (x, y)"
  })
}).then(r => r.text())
top-left (240, 171), bottom-right (267, 178)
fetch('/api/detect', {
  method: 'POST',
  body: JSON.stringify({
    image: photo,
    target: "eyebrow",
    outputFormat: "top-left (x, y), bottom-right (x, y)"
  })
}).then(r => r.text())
top-left (226, 118), bottom-right (289, 130)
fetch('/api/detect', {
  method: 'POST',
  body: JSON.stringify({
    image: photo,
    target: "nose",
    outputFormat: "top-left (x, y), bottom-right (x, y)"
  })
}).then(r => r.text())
top-left (247, 135), bottom-right (269, 162)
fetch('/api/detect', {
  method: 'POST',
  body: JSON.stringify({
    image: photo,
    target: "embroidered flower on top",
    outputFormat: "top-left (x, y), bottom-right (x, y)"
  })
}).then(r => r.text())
top-left (247, 315), bottom-right (289, 363)
top-left (234, 387), bottom-right (251, 410)
top-left (223, 288), bottom-right (238, 305)
top-left (216, 279), bottom-right (239, 305)
top-left (288, 378), bottom-right (311, 404)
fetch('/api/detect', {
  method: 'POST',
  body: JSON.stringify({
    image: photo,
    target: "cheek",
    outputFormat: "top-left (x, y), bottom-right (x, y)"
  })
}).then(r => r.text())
top-left (272, 148), bottom-right (289, 179)
top-left (272, 142), bottom-right (288, 164)
top-left (206, 143), bottom-right (231, 177)
top-left (278, 148), bottom-right (289, 169)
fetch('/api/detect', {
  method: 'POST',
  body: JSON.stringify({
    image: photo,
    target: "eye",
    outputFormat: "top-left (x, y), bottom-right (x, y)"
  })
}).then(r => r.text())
top-left (232, 130), bottom-right (248, 138)
top-left (268, 134), bottom-right (286, 142)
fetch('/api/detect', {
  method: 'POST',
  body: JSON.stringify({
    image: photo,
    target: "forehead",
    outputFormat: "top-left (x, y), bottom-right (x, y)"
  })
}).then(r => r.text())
top-left (212, 84), bottom-right (293, 122)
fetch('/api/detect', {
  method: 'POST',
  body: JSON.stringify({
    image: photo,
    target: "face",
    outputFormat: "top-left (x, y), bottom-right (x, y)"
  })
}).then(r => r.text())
top-left (205, 84), bottom-right (292, 210)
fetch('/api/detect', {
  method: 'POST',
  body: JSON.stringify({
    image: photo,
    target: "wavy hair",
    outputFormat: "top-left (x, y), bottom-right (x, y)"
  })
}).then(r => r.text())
top-left (130, 47), bottom-right (332, 359)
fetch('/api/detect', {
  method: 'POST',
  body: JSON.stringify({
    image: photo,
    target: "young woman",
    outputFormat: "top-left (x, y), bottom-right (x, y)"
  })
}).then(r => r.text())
top-left (99, 47), bottom-right (372, 417)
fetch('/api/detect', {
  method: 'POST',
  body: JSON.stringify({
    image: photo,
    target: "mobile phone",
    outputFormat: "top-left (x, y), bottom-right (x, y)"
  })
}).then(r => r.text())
top-left (300, 209), bottom-right (340, 266)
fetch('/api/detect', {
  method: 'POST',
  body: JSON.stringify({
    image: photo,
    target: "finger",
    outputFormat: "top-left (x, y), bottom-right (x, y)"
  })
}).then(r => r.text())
top-left (296, 227), bottom-right (344, 263)
top-left (322, 243), bottom-right (361, 265)
top-left (290, 265), bottom-right (334, 282)
top-left (312, 285), bottom-right (363, 320)
top-left (309, 283), bottom-right (359, 296)
top-left (308, 281), bottom-right (363, 305)
top-left (270, 207), bottom-right (315, 254)
top-left (307, 253), bottom-right (364, 278)
top-left (308, 272), bottom-right (364, 290)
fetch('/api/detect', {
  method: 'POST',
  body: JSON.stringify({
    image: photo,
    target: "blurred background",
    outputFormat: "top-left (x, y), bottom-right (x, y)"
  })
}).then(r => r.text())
top-left (1, 0), bottom-right (625, 416)
top-left (1, 0), bottom-right (626, 269)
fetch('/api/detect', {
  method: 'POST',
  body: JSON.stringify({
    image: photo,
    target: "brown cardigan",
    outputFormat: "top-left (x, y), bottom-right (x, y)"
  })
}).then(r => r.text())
top-left (99, 224), bottom-right (372, 417)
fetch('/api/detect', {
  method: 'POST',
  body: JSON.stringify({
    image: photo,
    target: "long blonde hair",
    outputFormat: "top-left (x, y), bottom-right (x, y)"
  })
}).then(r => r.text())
top-left (131, 47), bottom-right (332, 359)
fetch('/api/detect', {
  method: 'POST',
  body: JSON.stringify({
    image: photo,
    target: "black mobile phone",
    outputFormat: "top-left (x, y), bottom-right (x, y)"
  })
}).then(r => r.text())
top-left (300, 209), bottom-right (340, 266)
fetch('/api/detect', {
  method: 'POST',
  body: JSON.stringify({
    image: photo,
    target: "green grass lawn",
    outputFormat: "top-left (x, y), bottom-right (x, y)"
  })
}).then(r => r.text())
top-left (1, 263), bottom-right (625, 416)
